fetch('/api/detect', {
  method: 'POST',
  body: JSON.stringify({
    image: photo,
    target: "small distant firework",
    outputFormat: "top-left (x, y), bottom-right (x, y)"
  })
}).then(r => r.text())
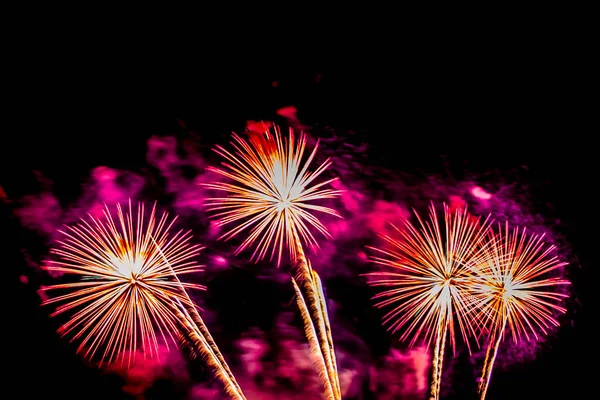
top-left (471, 222), bottom-right (569, 400)
top-left (41, 201), bottom-right (246, 399)
top-left (204, 126), bottom-right (342, 399)
top-left (365, 203), bottom-right (493, 400)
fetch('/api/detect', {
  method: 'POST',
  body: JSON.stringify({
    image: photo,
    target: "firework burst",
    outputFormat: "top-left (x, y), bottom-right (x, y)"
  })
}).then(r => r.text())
top-left (41, 201), bottom-right (246, 399)
top-left (204, 126), bottom-right (342, 399)
top-left (203, 126), bottom-right (342, 266)
top-left (471, 222), bottom-right (569, 400)
top-left (365, 203), bottom-right (493, 400)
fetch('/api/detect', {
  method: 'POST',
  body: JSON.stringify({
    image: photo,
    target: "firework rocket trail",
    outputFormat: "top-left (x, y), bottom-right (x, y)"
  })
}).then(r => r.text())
top-left (471, 222), bottom-right (569, 400)
top-left (162, 296), bottom-right (246, 400)
top-left (365, 204), bottom-right (493, 400)
top-left (314, 269), bottom-right (341, 398)
top-left (151, 235), bottom-right (246, 399)
top-left (292, 244), bottom-right (341, 400)
top-left (292, 276), bottom-right (335, 400)
top-left (41, 201), bottom-right (246, 400)
top-left (429, 306), bottom-right (448, 400)
top-left (478, 314), bottom-right (506, 400)
top-left (204, 126), bottom-right (342, 399)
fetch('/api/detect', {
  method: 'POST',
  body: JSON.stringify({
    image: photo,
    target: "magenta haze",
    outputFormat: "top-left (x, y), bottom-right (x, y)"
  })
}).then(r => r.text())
top-left (15, 118), bottom-right (570, 398)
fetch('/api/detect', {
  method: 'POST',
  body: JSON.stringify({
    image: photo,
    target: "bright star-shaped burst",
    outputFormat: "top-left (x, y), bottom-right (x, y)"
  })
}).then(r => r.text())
top-left (41, 201), bottom-right (204, 367)
top-left (203, 126), bottom-right (342, 266)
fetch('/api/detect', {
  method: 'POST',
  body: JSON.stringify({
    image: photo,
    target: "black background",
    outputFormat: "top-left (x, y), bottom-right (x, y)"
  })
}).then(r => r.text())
top-left (4, 36), bottom-right (593, 399)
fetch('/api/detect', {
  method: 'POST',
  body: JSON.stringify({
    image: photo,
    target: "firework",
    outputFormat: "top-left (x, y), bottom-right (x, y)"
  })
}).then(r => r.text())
top-left (203, 127), bottom-right (342, 266)
top-left (365, 203), bottom-right (493, 400)
top-left (41, 201), bottom-right (246, 400)
top-left (471, 222), bottom-right (569, 400)
top-left (204, 126), bottom-right (342, 399)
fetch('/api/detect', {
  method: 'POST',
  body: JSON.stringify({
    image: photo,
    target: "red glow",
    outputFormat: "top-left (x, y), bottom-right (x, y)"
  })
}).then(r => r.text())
top-left (471, 186), bottom-right (492, 200)
top-left (448, 195), bottom-right (466, 212)
top-left (357, 251), bottom-right (367, 261)
top-left (276, 106), bottom-right (298, 120)
top-left (246, 120), bottom-right (272, 133)
top-left (109, 346), bottom-right (188, 398)
top-left (366, 200), bottom-right (410, 235)
top-left (20, 275), bottom-right (28, 285)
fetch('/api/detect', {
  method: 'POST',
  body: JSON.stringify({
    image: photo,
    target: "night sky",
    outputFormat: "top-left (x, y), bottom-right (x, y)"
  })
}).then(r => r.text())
top-left (4, 53), bottom-right (593, 399)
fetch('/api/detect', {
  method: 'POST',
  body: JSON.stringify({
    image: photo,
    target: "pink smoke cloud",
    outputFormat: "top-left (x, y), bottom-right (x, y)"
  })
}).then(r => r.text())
top-left (15, 166), bottom-right (146, 240)
top-left (471, 185), bottom-right (493, 200)
top-left (15, 192), bottom-right (62, 235)
top-left (84, 166), bottom-right (145, 218)
top-left (230, 313), bottom-right (323, 399)
top-left (108, 345), bottom-right (190, 399)
top-left (369, 347), bottom-right (429, 398)
top-left (366, 200), bottom-right (411, 236)
top-left (219, 311), bottom-right (430, 400)
top-left (146, 134), bottom-right (212, 216)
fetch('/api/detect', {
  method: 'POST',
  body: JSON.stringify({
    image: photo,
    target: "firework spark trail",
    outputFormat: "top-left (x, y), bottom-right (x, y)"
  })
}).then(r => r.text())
top-left (41, 201), bottom-right (246, 399)
top-left (185, 304), bottom-right (246, 398)
top-left (292, 243), bottom-right (341, 400)
top-left (429, 308), bottom-right (448, 400)
top-left (175, 299), bottom-right (246, 400)
top-left (471, 222), bottom-right (569, 400)
top-left (204, 126), bottom-right (342, 399)
top-left (478, 314), bottom-right (506, 400)
top-left (151, 235), bottom-right (246, 399)
top-left (365, 203), bottom-right (493, 400)
top-left (313, 269), bottom-right (341, 397)
top-left (159, 296), bottom-right (246, 400)
top-left (292, 277), bottom-right (336, 400)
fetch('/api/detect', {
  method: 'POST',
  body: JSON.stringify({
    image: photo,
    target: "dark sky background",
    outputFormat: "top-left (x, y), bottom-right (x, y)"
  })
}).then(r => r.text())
top-left (4, 46), bottom-right (593, 400)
